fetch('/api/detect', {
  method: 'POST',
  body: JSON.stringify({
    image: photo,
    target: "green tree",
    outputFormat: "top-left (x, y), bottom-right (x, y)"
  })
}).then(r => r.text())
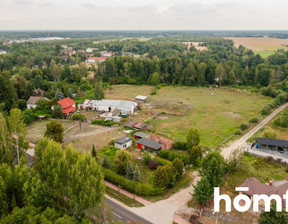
top-left (215, 64), bottom-right (227, 86)
top-left (150, 72), bottom-right (160, 86)
top-left (92, 145), bottom-right (98, 162)
top-left (133, 164), bottom-right (141, 182)
top-left (190, 145), bottom-right (202, 168)
top-left (102, 156), bottom-right (111, 169)
top-left (186, 128), bottom-right (200, 149)
top-left (143, 151), bottom-right (152, 165)
top-left (258, 203), bottom-right (288, 224)
top-left (0, 72), bottom-right (17, 111)
top-left (0, 113), bottom-right (13, 165)
top-left (153, 165), bottom-right (173, 189)
top-left (200, 151), bottom-right (226, 187)
top-left (52, 104), bottom-right (64, 119)
top-left (12, 74), bottom-right (28, 99)
top-left (55, 89), bottom-right (64, 101)
top-left (172, 158), bottom-right (184, 181)
top-left (94, 78), bottom-right (105, 100)
top-left (68, 88), bottom-right (74, 99)
top-left (44, 120), bottom-right (64, 143)
top-left (117, 162), bottom-right (126, 176)
top-left (116, 149), bottom-right (132, 164)
top-left (193, 176), bottom-right (213, 206)
top-left (125, 162), bottom-right (134, 180)
top-left (8, 108), bottom-right (28, 165)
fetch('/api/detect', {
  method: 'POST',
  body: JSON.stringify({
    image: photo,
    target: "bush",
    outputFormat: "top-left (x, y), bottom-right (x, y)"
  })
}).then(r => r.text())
top-left (148, 160), bottom-right (159, 170)
top-left (102, 168), bottom-right (163, 196)
top-left (157, 150), bottom-right (190, 165)
top-left (154, 156), bottom-right (172, 166)
top-left (70, 113), bottom-right (86, 121)
top-left (150, 88), bottom-right (157, 95)
top-left (240, 123), bottom-right (249, 131)
top-left (143, 151), bottom-right (153, 165)
top-left (91, 119), bottom-right (118, 127)
top-left (173, 141), bottom-right (188, 151)
top-left (235, 130), bottom-right (242, 135)
top-left (285, 168), bottom-right (288, 173)
top-left (261, 106), bottom-right (271, 115)
top-left (249, 117), bottom-right (259, 123)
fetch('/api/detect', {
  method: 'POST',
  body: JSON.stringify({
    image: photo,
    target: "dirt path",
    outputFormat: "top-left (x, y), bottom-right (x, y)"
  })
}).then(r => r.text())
top-left (221, 102), bottom-right (288, 160)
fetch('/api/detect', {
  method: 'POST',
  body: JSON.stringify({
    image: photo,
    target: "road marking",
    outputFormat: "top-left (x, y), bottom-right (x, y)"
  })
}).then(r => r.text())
top-left (112, 212), bottom-right (122, 219)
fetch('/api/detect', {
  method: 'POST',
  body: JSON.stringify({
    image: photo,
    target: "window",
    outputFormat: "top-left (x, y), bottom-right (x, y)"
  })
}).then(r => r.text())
top-left (123, 144), bottom-right (127, 148)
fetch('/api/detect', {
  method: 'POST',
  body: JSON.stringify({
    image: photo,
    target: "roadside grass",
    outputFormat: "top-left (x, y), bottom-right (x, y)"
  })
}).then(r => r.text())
top-left (26, 119), bottom-right (74, 143)
top-left (105, 187), bottom-right (144, 207)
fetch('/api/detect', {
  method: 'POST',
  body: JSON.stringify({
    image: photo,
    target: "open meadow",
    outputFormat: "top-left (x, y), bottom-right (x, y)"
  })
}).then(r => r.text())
top-left (106, 85), bottom-right (272, 149)
top-left (225, 37), bottom-right (288, 58)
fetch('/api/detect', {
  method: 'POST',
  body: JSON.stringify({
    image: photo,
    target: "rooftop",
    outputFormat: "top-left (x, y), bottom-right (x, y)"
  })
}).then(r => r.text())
top-left (134, 132), bottom-right (150, 138)
top-left (257, 137), bottom-right (288, 148)
top-left (136, 138), bottom-right (162, 150)
top-left (58, 97), bottom-right (76, 109)
top-left (115, 137), bottom-right (132, 145)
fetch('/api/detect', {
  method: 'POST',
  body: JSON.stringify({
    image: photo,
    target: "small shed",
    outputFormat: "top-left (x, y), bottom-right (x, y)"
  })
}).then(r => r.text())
top-left (114, 137), bottom-right (132, 149)
top-left (135, 95), bottom-right (148, 103)
top-left (136, 138), bottom-right (162, 151)
top-left (134, 132), bottom-right (150, 140)
top-left (37, 115), bottom-right (46, 121)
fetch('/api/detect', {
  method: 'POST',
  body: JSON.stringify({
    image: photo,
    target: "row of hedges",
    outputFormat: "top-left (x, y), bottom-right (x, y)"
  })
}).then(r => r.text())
top-left (91, 119), bottom-right (119, 127)
top-left (157, 150), bottom-right (190, 165)
top-left (260, 92), bottom-right (288, 115)
top-left (154, 156), bottom-right (172, 166)
top-left (103, 168), bottom-right (164, 196)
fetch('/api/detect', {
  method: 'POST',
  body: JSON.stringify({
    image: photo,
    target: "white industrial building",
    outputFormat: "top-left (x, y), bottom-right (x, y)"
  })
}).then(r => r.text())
top-left (78, 99), bottom-right (137, 114)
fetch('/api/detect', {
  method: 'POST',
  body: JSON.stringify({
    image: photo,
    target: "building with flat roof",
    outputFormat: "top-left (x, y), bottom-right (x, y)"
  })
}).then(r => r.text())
top-left (114, 137), bottom-right (132, 149)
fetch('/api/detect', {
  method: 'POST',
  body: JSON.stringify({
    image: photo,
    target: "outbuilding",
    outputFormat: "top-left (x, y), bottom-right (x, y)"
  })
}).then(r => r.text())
top-left (135, 95), bottom-right (148, 103)
top-left (114, 137), bottom-right (132, 149)
top-left (136, 138), bottom-right (162, 151)
top-left (134, 132), bottom-right (150, 139)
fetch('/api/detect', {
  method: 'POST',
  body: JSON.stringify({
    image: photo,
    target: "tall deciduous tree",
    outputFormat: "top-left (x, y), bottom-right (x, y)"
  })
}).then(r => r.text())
top-left (44, 120), bottom-right (64, 143)
top-left (215, 64), bottom-right (227, 86)
top-left (0, 72), bottom-right (17, 111)
top-left (94, 78), bottom-right (105, 100)
top-left (0, 113), bottom-right (13, 165)
top-left (193, 176), bottom-right (213, 206)
top-left (172, 158), bottom-right (184, 181)
top-left (186, 128), bottom-right (200, 149)
top-left (190, 145), bottom-right (202, 168)
top-left (8, 108), bottom-right (28, 165)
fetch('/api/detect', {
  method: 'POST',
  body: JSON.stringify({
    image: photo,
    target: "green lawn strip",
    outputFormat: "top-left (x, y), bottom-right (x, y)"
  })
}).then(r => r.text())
top-left (105, 186), bottom-right (144, 207)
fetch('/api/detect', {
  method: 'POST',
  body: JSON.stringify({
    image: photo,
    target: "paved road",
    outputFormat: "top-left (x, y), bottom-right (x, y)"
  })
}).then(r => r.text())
top-left (105, 197), bottom-right (153, 224)
top-left (221, 102), bottom-right (288, 160)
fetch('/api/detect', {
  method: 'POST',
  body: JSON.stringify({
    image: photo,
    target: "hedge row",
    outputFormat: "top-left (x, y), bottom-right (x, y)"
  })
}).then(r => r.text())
top-left (157, 150), bottom-right (190, 165)
top-left (102, 168), bottom-right (163, 196)
top-left (154, 156), bottom-right (172, 166)
top-left (91, 119), bottom-right (118, 127)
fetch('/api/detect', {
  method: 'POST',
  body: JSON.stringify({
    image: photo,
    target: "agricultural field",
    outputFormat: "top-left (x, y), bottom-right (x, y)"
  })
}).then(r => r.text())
top-left (225, 37), bottom-right (288, 58)
top-left (107, 85), bottom-right (272, 149)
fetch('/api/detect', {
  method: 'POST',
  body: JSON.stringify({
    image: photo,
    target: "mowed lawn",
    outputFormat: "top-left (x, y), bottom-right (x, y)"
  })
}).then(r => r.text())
top-left (108, 85), bottom-right (272, 148)
top-left (26, 120), bottom-right (74, 143)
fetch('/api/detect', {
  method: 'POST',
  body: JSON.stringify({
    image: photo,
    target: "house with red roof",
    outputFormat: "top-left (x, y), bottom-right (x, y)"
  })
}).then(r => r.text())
top-left (56, 97), bottom-right (76, 116)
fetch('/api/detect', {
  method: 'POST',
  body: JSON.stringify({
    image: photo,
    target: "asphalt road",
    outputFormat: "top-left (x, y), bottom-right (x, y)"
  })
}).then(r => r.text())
top-left (105, 197), bottom-right (153, 224)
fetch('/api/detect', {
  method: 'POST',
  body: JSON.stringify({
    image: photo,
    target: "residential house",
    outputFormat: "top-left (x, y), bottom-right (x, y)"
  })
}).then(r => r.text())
top-left (27, 96), bottom-right (48, 109)
top-left (33, 88), bottom-right (45, 96)
top-left (135, 95), bottom-right (148, 103)
top-left (100, 51), bottom-right (115, 57)
top-left (77, 49), bottom-right (85, 53)
top-left (86, 48), bottom-right (99, 53)
top-left (56, 97), bottom-right (76, 116)
top-left (86, 57), bottom-right (106, 63)
top-left (114, 137), bottom-right (133, 149)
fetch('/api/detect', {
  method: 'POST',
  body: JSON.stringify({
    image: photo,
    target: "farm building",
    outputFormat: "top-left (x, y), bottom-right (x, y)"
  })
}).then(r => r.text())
top-left (253, 137), bottom-right (288, 158)
top-left (78, 99), bottom-right (137, 115)
top-left (134, 132), bottom-right (150, 139)
top-left (135, 95), bottom-right (148, 103)
top-left (125, 121), bottom-right (147, 130)
top-left (136, 138), bottom-right (162, 152)
top-left (114, 137), bottom-right (132, 149)
top-left (27, 96), bottom-right (48, 109)
top-left (148, 134), bottom-right (174, 150)
top-left (55, 97), bottom-right (76, 116)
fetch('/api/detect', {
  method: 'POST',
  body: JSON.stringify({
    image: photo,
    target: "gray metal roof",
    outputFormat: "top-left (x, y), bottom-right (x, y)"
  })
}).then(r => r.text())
top-left (257, 137), bottom-right (288, 148)
top-left (135, 95), bottom-right (147, 100)
top-left (115, 137), bottom-right (132, 145)
top-left (100, 100), bottom-right (136, 111)
top-left (134, 132), bottom-right (150, 138)
top-left (136, 138), bottom-right (162, 150)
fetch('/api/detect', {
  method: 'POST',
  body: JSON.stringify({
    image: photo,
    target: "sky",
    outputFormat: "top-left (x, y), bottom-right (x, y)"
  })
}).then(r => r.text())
top-left (0, 0), bottom-right (288, 30)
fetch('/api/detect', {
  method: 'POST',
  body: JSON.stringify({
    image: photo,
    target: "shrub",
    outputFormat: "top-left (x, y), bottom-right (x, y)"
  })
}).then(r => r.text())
top-left (157, 150), bottom-right (190, 165)
top-left (150, 88), bottom-right (157, 95)
top-left (240, 123), bottom-right (249, 131)
top-left (249, 117), bottom-right (259, 123)
top-left (173, 141), bottom-right (188, 151)
top-left (143, 152), bottom-right (153, 165)
top-left (70, 113), bottom-right (86, 121)
top-left (91, 119), bottom-right (118, 127)
top-left (286, 168), bottom-right (288, 173)
top-left (235, 130), bottom-right (242, 135)
top-left (102, 168), bottom-right (163, 196)
top-left (261, 106), bottom-right (271, 115)
top-left (154, 156), bottom-right (172, 166)
top-left (148, 160), bottom-right (159, 170)
top-left (262, 129), bottom-right (277, 139)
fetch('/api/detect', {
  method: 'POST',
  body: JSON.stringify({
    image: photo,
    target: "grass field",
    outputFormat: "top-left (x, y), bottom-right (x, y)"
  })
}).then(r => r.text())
top-left (106, 85), bottom-right (272, 148)
top-left (26, 120), bottom-right (74, 143)
top-left (225, 37), bottom-right (288, 58)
